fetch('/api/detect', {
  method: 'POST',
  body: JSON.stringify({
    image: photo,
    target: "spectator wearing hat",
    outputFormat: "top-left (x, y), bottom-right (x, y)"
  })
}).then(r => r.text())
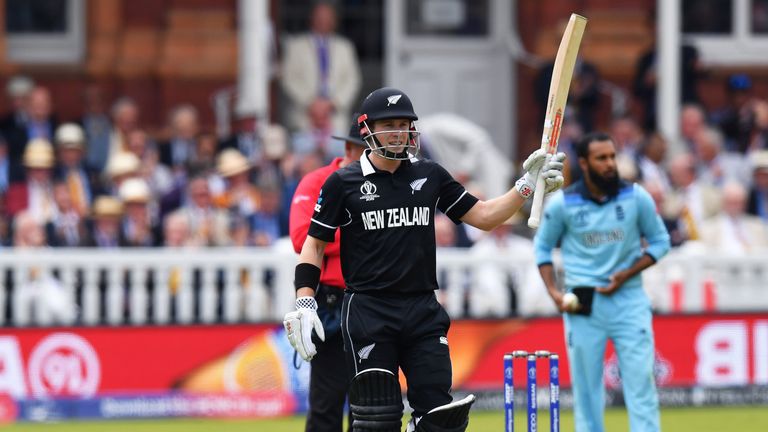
top-left (84, 196), bottom-right (125, 248)
top-left (46, 181), bottom-right (88, 247)
top-left (5, 139), bottom-right (57, 222)
top-left (0, 75), bottom-right (35, 171)
top-left (54, 123), bottom-right (98, 216)
top-left (119, 177), bottom-right (160, 247)
top-left (712, 73), bottom-right (757, 153)
top-left (104, 152), bottom-right (141, 196)
top-left (214, 149), bottom-right (261, 222)
top-left (747, 150), bottom-right (768, 222)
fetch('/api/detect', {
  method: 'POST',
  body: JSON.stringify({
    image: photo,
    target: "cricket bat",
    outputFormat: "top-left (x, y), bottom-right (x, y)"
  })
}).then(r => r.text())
top-left (528, 13), bottom-right (588, 229)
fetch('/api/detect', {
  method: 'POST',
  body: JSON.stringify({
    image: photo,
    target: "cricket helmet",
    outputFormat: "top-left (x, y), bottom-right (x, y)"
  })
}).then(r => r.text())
top-left (357, 87), bottom-right (420, 160)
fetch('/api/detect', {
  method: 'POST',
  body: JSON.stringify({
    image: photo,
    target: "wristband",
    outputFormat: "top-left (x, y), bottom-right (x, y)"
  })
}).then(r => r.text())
top-left (294, 263), bottom-right (321, 291)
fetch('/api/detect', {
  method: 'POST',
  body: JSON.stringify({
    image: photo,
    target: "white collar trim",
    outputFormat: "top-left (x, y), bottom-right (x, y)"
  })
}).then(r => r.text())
top-left (359, 149), bottom-right (418, 176)
top-left (360, 149), bottom-right (376, 176)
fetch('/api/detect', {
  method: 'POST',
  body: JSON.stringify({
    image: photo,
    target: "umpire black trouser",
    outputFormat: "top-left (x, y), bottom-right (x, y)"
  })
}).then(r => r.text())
top-left (307, 284), bottom-right (351, 432)
top-left (341, 290), bottom-right (453, 419)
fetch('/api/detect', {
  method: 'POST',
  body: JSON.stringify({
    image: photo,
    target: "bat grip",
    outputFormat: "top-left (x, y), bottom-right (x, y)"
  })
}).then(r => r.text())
top-left (527, 153), bottom-right (551, 229)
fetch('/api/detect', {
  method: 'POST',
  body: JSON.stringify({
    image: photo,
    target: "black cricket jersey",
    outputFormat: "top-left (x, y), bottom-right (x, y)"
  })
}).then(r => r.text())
top-left (308, 150), bottom-right (478, 294)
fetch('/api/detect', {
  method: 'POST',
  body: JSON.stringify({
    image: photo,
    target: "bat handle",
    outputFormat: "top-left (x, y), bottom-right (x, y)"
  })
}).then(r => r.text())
top-left (527, 154), bottom-right (551, 229)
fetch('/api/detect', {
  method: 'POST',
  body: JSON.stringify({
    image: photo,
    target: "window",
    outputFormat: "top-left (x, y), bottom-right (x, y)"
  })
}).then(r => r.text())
top-left (5, 0), bottom-right (85, 64)
top-left (684, 0), bottom-right (768, 65)
top-left (752, 0), bottom-right (768, 33)
top-left (405, 0), bottom-right (489, 37)
top-left (682, 0), bottom-right (733, 34)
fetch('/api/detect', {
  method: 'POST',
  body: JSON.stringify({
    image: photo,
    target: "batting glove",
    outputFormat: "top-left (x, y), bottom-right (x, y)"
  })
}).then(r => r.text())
top-left (283, 296), bottom-right (326, 361)
top-left (514, 149), bottom-right (566, 198)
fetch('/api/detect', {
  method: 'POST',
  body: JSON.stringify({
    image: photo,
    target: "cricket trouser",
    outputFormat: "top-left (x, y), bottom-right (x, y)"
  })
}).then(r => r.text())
top-left (306, 284), bottom-right (351, 432)
top-left (341, 290), bottom-right (453, 418)
top-left (564, 286), bottom-right (660, 432)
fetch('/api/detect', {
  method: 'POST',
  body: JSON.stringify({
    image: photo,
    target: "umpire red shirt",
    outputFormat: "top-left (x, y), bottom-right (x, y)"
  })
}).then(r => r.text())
top-left (308, 150), bottom-right (478, 294)
top-left (290, 157), bottom-right (346, 288)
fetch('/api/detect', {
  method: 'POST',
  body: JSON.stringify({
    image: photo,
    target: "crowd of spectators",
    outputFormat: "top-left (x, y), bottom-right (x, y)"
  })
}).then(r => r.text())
top-left (1, 3), bottom-right (768, 260)
top-left (0, 78), bottom-right (312, 250)
top-left (2, 81), bottom-right (768, 257)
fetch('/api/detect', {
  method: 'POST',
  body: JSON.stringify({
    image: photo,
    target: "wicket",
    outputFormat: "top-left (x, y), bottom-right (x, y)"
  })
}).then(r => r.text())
top-left (503, 350), bottom-right (559, 432)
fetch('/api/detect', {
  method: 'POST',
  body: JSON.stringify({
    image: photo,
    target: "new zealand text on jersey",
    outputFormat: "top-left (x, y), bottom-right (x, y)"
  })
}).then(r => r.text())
top-left (361, 207), bottom-right (430, 230)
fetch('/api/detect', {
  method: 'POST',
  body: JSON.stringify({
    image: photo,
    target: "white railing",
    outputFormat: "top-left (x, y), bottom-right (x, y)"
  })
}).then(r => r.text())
top-left (0, 248), bottom-right (297, 327)
top-left (2, 248), bottom-right (768, 327)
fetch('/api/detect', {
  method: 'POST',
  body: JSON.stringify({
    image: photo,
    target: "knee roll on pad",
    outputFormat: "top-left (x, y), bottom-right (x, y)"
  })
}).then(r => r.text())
top-left (414, 394), bottom-right (476, 432)
top-left (349, 368), bottom-right (404, 432)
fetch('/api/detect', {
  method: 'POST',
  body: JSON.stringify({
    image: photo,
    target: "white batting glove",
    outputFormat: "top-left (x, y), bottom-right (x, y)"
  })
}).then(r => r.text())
top-left (514, 149), bottom-right (566, 198)
top-left (283, 296), bottom-right (326, 361)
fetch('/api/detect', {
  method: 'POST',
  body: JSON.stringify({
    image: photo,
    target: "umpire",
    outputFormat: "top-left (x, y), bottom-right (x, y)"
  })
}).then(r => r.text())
top-left (288, 116), bottom-right (367, 432)
top-left (284, 87), bottom-right (566, 432)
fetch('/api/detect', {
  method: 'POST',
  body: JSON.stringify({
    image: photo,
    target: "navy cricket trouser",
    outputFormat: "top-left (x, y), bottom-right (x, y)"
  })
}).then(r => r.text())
top-left (340, 290), bottom-right (453, 418)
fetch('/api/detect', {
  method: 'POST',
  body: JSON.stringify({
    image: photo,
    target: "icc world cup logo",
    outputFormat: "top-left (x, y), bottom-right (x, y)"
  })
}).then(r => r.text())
top-left (359, 181), bottom-right (380, 202)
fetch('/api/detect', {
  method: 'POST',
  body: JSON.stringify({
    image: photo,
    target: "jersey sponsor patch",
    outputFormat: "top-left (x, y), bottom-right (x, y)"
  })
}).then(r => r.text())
top-left (361, 207), bottom-right (430, 230)
top-left (581, 229), bottom-right (625, 247)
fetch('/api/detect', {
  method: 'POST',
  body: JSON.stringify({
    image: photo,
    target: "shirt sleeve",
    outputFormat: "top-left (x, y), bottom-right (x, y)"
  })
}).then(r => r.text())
top-left (534, 191), bottom-right (566, 266)
top-left (434, 164), bottom-right (479, 224)
top-left (307, 172), bottom-right (346, 243)
top-left (289, 171), bottom-right (342, 256)
top-left (635, 184), bottom-right (671, 261)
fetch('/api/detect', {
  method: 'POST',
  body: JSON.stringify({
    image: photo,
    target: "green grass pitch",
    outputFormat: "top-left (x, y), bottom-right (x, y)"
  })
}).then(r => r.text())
top-left (3, 406), bottom-right (768, 431)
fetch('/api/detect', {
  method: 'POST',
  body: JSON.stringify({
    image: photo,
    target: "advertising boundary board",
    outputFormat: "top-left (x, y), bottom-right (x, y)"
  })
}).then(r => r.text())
top-left (1, 312), bottom-right (766, 421)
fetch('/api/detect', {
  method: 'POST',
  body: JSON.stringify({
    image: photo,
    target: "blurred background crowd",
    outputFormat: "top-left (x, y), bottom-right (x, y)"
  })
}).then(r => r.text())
top-left (1, 0), bottom-right (767, 259)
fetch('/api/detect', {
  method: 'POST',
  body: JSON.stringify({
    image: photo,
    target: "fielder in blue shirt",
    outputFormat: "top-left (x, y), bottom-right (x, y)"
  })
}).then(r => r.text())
top-left (534, 132), bottom-right (671, 432)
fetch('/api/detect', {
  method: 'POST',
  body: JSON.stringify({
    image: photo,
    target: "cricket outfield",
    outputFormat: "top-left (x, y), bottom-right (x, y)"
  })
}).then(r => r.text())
top-left (3, 406), bottom-right (767, 432)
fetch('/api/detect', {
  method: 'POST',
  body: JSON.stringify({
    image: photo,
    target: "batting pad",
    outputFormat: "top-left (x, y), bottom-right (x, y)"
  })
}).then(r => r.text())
top-left (415, 394), bottom-right (476, 432)
top-left (349, 368), bottom-right (404, 432)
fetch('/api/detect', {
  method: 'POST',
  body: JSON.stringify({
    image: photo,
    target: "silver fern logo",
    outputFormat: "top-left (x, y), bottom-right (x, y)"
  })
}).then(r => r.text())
top-left (410, 178), bottom-right (428, 194)
top-left (357, 343), bottom-right (375, 362)
top-left (387, 95), bottom-right (402, 106)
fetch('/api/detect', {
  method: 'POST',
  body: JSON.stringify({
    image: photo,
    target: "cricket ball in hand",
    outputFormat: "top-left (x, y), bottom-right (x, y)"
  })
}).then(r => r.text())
top-left (562, 292), bottom-right (579, 310)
